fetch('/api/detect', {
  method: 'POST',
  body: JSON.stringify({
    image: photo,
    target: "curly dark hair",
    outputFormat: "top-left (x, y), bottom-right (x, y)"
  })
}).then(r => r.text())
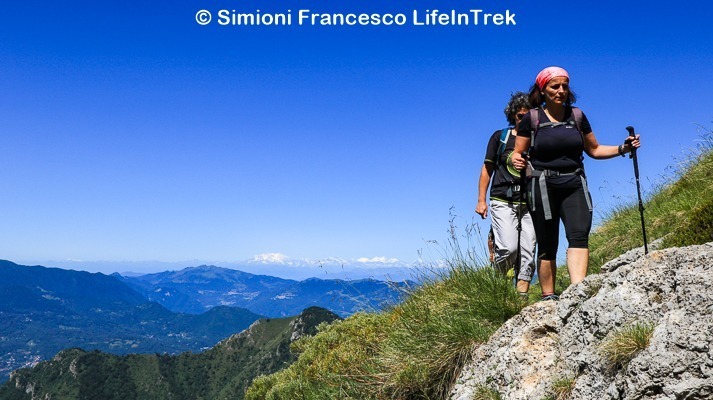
top-left (504, 91), bottom-right (530, 126)
top-left (527, 83), bottom-right (577, 108)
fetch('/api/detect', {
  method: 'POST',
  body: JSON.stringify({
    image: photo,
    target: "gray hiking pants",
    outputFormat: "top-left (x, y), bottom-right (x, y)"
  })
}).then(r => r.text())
top-left (490, 199), bottom-right (536, 282)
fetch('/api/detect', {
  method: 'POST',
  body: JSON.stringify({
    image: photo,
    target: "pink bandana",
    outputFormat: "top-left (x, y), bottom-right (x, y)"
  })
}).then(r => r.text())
top-left (535, 66), bottom-right (569, 90)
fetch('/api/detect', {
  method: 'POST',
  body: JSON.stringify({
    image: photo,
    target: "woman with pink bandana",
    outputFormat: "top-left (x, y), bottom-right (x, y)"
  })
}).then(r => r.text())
top-left (511, 66), bottom-right (641, 301)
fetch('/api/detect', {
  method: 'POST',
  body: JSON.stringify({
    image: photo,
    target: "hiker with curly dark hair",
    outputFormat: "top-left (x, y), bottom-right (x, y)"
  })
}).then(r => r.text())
top-left (511, 66), bottom-right (641, 301)
top-left (476, 92), bottom-right (536, 296)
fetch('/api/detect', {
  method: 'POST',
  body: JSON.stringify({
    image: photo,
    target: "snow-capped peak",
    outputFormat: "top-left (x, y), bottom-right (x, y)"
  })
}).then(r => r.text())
top-left (248, 253), bottom-right (293, 264)
top-left (356, 256), bottom-right (400, 264)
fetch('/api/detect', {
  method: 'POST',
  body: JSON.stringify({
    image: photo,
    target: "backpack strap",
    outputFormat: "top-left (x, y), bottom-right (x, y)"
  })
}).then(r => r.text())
top-left (495, 128), bottom-right (511, 167)
top-left (570, 107), bottom-right (586, 160)
top-left (528, 109), bottom-right (539, 134)
top-left (528, 109), bottom-right (540, 151)
top-left (571, 107), bottom-right (583, 133)
top-left (493, 127), bottom-right (518, 195)
top-left (530, 107), bottom-right (585, 149)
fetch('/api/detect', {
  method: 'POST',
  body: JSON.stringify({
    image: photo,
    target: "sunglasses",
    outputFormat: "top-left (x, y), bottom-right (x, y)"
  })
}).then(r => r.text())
top-left (515, 113), bottom-right (527, 121)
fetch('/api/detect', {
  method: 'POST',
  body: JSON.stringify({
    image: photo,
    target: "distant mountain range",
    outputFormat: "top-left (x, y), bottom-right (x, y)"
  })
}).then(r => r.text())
top-left (0, 307), bottom-right (341, 400)
top-left (117, 265), bottom-right (412, 317)
top-left (0, 260), bottom-right (263, 382)
top-left (38, 253), bottom-right (423, 281)
top-left (0, 260), bottom-right (411, 382)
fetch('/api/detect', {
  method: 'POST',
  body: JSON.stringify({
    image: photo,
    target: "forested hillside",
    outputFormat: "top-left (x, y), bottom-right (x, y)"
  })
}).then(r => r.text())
top-left (0, 307), bottom-right (340, 400)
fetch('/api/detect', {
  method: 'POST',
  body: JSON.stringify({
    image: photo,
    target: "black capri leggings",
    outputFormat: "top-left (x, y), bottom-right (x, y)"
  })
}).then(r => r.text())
top-left (529, 179), bottom-right (592, 261)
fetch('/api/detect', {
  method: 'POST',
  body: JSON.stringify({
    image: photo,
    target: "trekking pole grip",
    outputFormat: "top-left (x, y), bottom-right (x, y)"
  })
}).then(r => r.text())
top-left (521, 151), bottom-right (529, 178)
top-left (626, 126), bottom-right (636, 159)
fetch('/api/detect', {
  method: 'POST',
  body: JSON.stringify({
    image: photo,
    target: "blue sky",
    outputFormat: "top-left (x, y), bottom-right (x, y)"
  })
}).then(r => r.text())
top-left (2, 0), bottom-right (712, 272)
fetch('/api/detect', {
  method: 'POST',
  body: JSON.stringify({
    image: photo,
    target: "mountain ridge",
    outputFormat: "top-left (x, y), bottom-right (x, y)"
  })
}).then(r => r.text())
top-left (34, 255), bottom-right (420, 281)
top-left (0, 260), bottom-right (407, 382)
top-left (0, 261), bottom-right (264, 382)
top-left (117, 264), bottom-right (411, 317)
top-left (0, 307), bottom-right (341, 400)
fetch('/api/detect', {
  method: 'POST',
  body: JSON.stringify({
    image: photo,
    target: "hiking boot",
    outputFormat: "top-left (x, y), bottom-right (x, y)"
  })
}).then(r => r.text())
top-left (540, 294), bottom-right (559, 301)
top-left (517, 292), bottom-right (529, 305)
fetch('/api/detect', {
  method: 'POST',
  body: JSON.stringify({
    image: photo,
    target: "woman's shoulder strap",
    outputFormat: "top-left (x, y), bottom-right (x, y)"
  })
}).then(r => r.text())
top-left (570, 107), bottom-right (583, 133)
top-left (528, 108), bottom-right (540, 133)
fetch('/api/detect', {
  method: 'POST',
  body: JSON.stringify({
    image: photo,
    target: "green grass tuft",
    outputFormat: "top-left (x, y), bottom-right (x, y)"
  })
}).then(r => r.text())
top-left (378, 265), bottom-right (524, 398)
top-left (599, 321), bottom-right (656, 367)
top-left (551, 376), bottom-right (576, 400)
top-left (661, 194), bottom-right (713, 248)
top-left (472, 385), bottom-right (502, 400)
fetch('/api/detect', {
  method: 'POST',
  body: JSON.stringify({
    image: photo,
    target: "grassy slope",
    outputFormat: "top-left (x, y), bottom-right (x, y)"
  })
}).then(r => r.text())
top-left (590, 127), bottom-right (713, 271)
top-left (246, 127), bottom-right (713, 399)
top-left (247, 245), bottom-right (527, 399)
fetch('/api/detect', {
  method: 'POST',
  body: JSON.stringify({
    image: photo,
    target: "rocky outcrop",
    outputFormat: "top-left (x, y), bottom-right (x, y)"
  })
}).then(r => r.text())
top-left (451, 242), bottom-right (713, 400)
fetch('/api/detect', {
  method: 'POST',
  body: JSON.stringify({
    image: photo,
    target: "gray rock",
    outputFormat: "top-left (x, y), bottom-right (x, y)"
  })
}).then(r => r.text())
top-left (600, 238), bottom-right (663, 274)
top-left (450, 242), bottom-right (713, 400)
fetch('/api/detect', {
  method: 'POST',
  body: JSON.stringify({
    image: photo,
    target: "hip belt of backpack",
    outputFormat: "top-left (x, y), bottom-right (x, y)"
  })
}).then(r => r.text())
top-left (529, 166), bottom-right (592, 220)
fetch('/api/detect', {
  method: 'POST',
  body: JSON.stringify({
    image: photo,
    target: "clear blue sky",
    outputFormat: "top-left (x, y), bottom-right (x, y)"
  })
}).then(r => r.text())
top-left (2, 0), bottom-right (712, 269)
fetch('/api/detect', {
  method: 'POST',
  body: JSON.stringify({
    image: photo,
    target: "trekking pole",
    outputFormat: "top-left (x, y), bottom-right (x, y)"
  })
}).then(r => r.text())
top-left (515, 197), bottom-right (522, 288)
top-left (514, 152), bottom-right (528, 286)
top-left (626, 126), bottom-right (648, 254)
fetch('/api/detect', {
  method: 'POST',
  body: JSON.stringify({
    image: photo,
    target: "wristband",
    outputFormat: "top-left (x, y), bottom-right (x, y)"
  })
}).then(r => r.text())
top-left (618, 144), bottom-right (625, 157)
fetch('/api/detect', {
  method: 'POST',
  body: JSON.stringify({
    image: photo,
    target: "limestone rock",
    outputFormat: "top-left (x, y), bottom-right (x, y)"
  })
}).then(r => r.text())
top-left (450, 242), bottom-right (713, 400)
